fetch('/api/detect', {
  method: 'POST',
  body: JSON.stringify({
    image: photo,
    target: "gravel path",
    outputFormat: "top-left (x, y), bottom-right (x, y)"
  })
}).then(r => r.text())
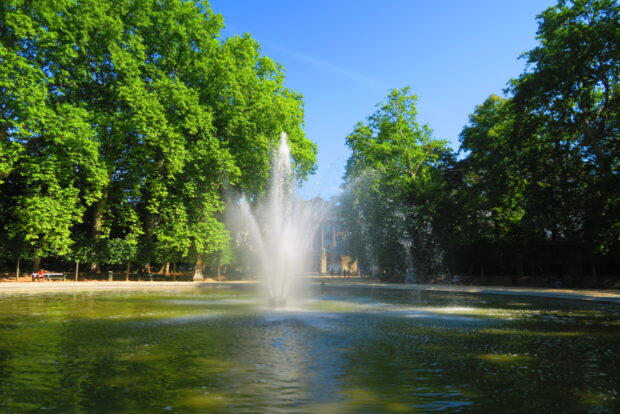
top-left (319, 278), bottom-right (620, 304)
top-left (1, 278), bottom-right (619, 304)
top-left (0, 280), bottom-right (252, 295)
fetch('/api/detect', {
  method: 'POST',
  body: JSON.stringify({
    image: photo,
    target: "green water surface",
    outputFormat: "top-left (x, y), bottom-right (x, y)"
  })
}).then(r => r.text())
top-left (0, 285), bottom-right (618, 413)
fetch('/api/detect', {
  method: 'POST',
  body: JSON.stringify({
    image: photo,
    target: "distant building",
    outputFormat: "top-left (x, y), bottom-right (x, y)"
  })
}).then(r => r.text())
top-left (312, 210), bottom-right (357, 275)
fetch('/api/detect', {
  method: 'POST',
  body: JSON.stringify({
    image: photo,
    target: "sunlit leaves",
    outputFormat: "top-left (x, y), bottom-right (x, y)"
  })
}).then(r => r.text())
top-left (342, 88), bottom-right (452, 280)
top-left (0, 0), bottom-right (317, 269)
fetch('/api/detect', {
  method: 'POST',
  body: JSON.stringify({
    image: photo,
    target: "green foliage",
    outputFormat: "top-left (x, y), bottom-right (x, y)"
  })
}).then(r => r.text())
top-left (458, 95), bottom-right (526, 242)
top-left (207, 34), bottom-right (316, 194)
top-left (346, 88), bottom-right (447, 188)
top-left (342, 88), bottom-right (452, 280)
top-left (444, 0), bottom-right (619, 278)
top-left (510, 0), bottom-right (619, 255)
top-left (3, 103), bottom-right (107, 257)
top-left (102, 238), bottom-right (138, 265)
top-left (0, 0), bottom-right (316, 270)
top-left (341, 1), bottom-right (619, 281)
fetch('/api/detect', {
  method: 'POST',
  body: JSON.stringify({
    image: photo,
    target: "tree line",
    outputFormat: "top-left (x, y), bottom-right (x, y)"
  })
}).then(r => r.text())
top-left (0, 0), bottom-right (317, 279)
top-left (341, 0), bottom-right (619, 286)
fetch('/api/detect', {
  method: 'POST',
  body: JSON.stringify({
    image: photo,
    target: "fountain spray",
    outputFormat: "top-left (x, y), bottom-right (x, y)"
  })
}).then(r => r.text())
top-left (237, 133), bottom-right (325, 307)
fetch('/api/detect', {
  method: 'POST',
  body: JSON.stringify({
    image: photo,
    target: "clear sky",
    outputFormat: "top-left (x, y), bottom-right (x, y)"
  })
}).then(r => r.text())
top-left (209, 0), bottom-right (557, 199)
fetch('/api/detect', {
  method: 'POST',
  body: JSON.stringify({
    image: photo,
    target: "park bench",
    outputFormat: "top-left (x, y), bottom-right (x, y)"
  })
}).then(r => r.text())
top-left (31, 272), bottom-right (66, 281)
top-left (45, 272), bottom-right (66, 281)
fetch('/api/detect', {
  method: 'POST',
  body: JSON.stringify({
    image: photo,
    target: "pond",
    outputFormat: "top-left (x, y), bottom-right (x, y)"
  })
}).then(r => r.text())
top-left (0, 284), bottom-right (618, 413)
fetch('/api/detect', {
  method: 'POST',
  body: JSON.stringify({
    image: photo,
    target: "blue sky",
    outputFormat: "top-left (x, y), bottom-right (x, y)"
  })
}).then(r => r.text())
top-left (209, 0), bottom-right (557, 199)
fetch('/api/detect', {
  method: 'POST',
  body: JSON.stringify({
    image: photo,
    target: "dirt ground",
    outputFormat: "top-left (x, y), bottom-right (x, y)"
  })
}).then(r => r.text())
top-left (0, 275), bottom-right (618, 304)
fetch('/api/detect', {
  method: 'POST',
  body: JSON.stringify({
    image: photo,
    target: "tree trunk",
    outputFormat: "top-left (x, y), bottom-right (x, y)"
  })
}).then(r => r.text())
top-left (157, 262), bottom-right (166, 274)
top-left (193, 255), bottom-right (204, 281)
top-left (584, 122), bottom-right (610, 175)
top-left (143, 209), bottom-right (156, 274)
top-left (75, 261), bottom-right (79, 281)
top-left (16, 256), bottom-right (21, 281)
top-left (217, 265), bottom-right (221, 282)
top-left (513, 262), bottom-right (523, 286)
top-left (126, 261), bottom-right (131, 281)
top-left (88, 261), bottom-right (100, 274)
top-left (32, 257), bottom-right (41, 273)
top-left (89, 187), bottom-right (109, 273)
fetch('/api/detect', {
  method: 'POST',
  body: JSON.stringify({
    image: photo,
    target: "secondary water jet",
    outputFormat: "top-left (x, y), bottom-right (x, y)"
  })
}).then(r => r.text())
top-left (237, 132), bottom-right (325, 307)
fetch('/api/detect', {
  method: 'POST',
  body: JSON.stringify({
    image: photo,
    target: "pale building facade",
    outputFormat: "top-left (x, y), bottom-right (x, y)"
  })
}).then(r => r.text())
top-left (314, 214), bottom-right (357, 275)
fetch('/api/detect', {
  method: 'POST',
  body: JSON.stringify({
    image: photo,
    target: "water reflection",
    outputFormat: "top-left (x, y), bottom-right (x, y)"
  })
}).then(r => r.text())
top-left (0, 287), bottom-right (618, 412)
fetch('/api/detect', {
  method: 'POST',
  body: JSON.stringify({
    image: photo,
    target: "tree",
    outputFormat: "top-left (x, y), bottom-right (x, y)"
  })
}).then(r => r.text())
top-left (0, 0), bottom-right (317, 279)
top-left (511, 0), bottom-right (619, 256)
top-left (455, 95), bottom-right (529, 281)
top-left (342, 88), bottom-right (452, 281)
top-left (206, 34), bottom-right (316, 195)
top-left (449, 0), bottom-right (619, 283)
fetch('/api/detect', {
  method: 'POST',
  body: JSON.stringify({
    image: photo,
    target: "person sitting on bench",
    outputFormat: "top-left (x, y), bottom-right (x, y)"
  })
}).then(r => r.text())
top-left (32, 269), bottom-right (46, 282)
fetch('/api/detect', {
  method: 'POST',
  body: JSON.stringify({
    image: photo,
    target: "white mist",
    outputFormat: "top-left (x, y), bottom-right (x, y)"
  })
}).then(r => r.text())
top-left (236, 132), bottom-right (324, 306)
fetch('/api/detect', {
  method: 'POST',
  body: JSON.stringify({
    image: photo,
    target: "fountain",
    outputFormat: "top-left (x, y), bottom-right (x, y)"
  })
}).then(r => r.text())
top-left (236, 132), bottom-right (325, 307)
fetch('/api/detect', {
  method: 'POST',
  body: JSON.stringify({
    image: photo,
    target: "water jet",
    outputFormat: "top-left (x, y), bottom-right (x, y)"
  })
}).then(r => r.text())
top-left (236, 132), bottom-right (325, 307)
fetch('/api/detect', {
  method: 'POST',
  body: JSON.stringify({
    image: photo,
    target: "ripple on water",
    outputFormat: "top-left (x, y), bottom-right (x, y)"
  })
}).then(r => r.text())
top-left (260, 310), bottom-right (342, 330)
top-left (0, 287), bottom-right (619, 413)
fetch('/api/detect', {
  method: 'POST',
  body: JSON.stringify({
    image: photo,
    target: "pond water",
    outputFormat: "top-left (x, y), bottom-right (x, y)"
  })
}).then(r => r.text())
top-left (0, 285), bottom-right (618, 413)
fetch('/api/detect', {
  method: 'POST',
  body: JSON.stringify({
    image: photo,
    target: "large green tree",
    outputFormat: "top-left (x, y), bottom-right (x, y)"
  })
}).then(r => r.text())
top-left (454, 95), bottom-right (529, 281)
top-left (0, 0), bottom-right (317, 277)
top-left (447, 0), bottom-right (619, 283)
top-left (342, 88), bottom-right (451, 281)
top-left (511, 0), bottom-right (619, 256)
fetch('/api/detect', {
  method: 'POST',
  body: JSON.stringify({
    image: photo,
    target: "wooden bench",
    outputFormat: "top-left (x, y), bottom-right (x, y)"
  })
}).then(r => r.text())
top-left (45, 272), bottom-right (66, 281)
top-left (31, 272), bottom-right (65, 281)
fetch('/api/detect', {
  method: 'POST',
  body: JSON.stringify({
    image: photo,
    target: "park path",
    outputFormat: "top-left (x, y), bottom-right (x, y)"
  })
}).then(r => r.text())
top-left (0, 278), bottom-right (619, 304)
top-left (0, 280), bottom-right (251, 295)
top-left (318, 278), bottom-right (620, 304)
